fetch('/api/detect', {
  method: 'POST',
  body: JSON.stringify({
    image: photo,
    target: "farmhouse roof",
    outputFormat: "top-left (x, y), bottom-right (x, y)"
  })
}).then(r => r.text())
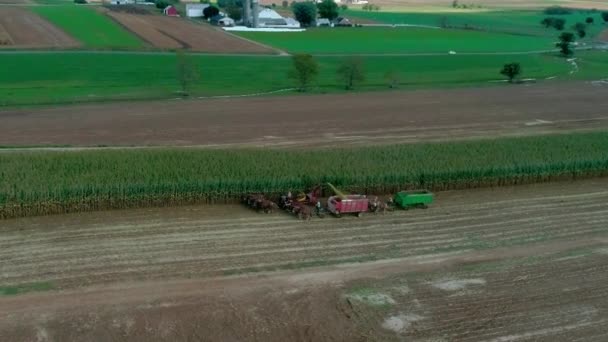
top-left (258, 8), bottom-right (283, 20)
top-left (186, 3), bottom-right (209, 10)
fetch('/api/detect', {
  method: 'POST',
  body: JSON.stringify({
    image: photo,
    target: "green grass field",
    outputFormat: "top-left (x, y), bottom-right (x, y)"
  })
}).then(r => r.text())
top-left (237, 27), bottom-right (556, 54)
top-left (30, 5), bottom-right (143, 49)
top-left (344, 9), bottom-right (606, 38)
top-left (0, 51), bottom-right (585, 106)
top-left (1, 132), bottom-right (608, 218)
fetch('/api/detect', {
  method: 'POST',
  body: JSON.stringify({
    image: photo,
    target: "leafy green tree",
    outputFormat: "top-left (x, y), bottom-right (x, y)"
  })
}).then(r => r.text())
top-left (288, 54), bottom-right (319, 91)
top-left (292, 1), bottom-right (317, 27)
top-left (336, 57), bottom-right (365, 90)
top-left (573, 22), bottom-right (587, 38)
top-left (500, 63), bottom-right (521, 83)
top-left (317, 0), bottom-right (339, 21)
top-left (226, 5), bottom-right (242, 21)
top-left (176, 50), bottom-right (200, 96)
top-left (585, 17), bottom-right (594, 24)
top-left (203, 5), bottom-right (220, 19)
top-left (601, 12), bottom-right (608, 22)
top-left (155, 0), bottom-right (169, 9)
top-left (556, 32), bottom-right (575, 57)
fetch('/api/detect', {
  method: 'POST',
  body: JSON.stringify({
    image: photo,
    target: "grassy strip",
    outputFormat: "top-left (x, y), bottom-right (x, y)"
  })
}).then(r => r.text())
top-left (30, 5), bottom-right (143, 49)
top-left (0, 51), bottom-right (582, 106)
top-left (236, 27), bottom-right (555, 54)
top-left (1, 132), bottom-right (608, 218)
top-left (0, 282), bottom-right (54, 296)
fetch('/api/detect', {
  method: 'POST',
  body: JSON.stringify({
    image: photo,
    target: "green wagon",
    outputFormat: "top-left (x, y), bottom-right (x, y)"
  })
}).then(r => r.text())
top-left (394, 190), bottom-right (434, 209)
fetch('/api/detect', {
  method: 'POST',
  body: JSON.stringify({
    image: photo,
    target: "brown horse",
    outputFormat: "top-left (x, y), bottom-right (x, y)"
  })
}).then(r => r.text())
top-left (296, 205), bottom-right (313, 221)
top-left (257, 199), bottom-right (279, 214)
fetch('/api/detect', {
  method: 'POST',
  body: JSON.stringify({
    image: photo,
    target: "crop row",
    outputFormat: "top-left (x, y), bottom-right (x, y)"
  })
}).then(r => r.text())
top-left (1, 132), bottom-right (608, 218)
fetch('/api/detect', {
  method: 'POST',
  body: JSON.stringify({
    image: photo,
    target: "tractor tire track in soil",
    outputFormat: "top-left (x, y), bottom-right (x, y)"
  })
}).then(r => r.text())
top-left (1, 82), bottom-right (607, 148)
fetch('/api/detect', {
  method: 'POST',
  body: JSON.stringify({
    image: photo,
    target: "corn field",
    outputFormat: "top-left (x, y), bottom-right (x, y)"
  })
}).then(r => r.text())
top-left (1, 132), bottom-right (608, 218)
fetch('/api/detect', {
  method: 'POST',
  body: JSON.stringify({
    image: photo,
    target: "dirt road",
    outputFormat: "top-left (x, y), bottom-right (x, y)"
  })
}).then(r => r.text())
top-left (1, 82), bottom-right (607, 148)
top-left (1, 179), bottom-right (608, 341)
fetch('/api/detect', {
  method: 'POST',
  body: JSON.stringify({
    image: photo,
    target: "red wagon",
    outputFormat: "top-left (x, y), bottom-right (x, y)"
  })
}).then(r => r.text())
top-left (327, 195), bottom-right (369, 217)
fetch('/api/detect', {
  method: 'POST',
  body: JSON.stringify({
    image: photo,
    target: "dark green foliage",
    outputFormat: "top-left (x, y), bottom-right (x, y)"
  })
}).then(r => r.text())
top-left (292, 1), bottom-right (317, 27)
top-left (601, 12), bottom-right (608, 22)
top-left (175, 50), bottom-right (199, 96)
top-left (336, 57), bottom-right (365, 90)
top-left (226, 5), bottom-right (242, 21)
top-left (500, 62), bottom-right (521, 83)
top-left (541, 17), bottom-right (566, 30)
top-left (573, 22), bottom-right (586, 38)
top-left (288, 54), bottom-right (319, 91)
top-left (74, 0), bottom-right (87, 4)
top-left (340, 4), bottom-right (348, 11)
top-left (155, 0), bottom-right (169, 9)
top-left (2, 132), bottom-right (608, 218)
top-left (217, 0), bottom-right (242, 8)
top-left (317, 0), bottom-right (339, 20)
top-left (585, 17), bottom-right (594, 24)
top-left (203, 5), bottom-right (219, 19)
top-left (556, 32), bottom-right (575, 56)
top-left (544, 6), bottom-right (573, 15)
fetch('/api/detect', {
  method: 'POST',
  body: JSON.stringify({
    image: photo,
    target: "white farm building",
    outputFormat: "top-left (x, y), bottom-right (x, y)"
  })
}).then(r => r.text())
top-left (186, 3), bottom-right (210, 18)
top-left (258, 8), bottom-right (300, 28)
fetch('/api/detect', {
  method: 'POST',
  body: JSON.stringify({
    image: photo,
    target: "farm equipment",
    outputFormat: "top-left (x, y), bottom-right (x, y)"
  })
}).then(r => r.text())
top-left (393, 190), bottom-right (434, 209)
top-left (326, 183), bottom-right (369, 217)
top-left (278, 186), bottom-right (323, 220)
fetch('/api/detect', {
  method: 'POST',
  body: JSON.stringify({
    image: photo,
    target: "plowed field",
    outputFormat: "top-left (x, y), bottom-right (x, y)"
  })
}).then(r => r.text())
top-left (103, 8), bottom-right (275, 54)
top-left (0, 7), bottom-right (78, 49)
top-left (1, 179), bottom-right (608, 341)
top-left (1, 82), bottom-right (607, 148)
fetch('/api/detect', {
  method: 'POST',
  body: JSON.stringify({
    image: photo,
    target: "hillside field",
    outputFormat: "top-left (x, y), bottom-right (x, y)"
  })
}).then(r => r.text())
top-left (0, 51), bottom-right (589, 106)
top-left (236, 27), bottom-right (556, 54)
top-left (29, 5), bottom-right (143, 49)
top-left (344, 9), bottom-right (607, 38)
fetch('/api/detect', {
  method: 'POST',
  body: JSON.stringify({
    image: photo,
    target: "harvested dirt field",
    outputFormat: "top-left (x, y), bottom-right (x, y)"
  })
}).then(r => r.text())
top-left (1, 82), bottom-right (608, 148)
top-left (0, 7), bottom-right (78, 49)
top-left (333, 0), bottom-right (608, 10)
top-left (1, 179), bottom-right (608, 341)
top-left (102, 8), bottom-right (275, 53)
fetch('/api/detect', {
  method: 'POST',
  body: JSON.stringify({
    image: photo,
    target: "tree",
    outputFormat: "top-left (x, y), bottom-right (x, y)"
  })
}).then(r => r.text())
top-left (336, 57), bottom-right (365, 90)
top-left (217, 0), bottom-right (242, 8)
top-left (556, 32), bottom-right (575, 56)
top-left (176, 50), bottom-right (200, 96)
top-left (292, 1), bottom-right (317, 27)
top-left (203, 5), bottom-right (220, 19)
top-left (573, 22), bottom-right (587, 38)
top-left (288, 54), bottom-right (319, 91)
top-left (500, 63), bottom-right (521, 83)
top-left (155, 0), bottom-right (169, 9)
top-left (340, 4), bottom-right (348, 11)
top-left (585, 17), bottom-right (594, 24)
top-left (74, 0), bottom-right (87, 3)
top-left (541, 17), bottom-right (565, 30)
top-left (317, 0), bottom-right (339, 20)
top-left (452, 0), bottom-right (459, 8)
top-left (226, 5), bottom-right (242, 21)
top-left (603, 12), bottom-right (608, 22)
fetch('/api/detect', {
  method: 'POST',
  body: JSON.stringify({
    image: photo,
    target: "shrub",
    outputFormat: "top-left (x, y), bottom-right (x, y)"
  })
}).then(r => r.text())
top-left (74, 0), bottom-right (87, 3)
top-left (602, 12), bottom-right (608, 22)
top-left (585, 17), bottom-right (594, 24)
top-left (155, 0), bottom-right (169, 9)
top-left (544, 6), bottom-right (573, 15)
top-left (203, 5), bottom-right (220, 19)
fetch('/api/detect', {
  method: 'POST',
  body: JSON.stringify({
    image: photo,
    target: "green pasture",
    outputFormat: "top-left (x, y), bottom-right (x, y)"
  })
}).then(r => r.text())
top-left (2, 132), bottom-right (608, 218)
top-left (237, 27), bottom-right (556, 54)
top-left (0, 51), bottom-right (584, 106)
top-left (29, 6), bottom-right (143, 48)
top-left (344, 9), bottom-right (606, 38)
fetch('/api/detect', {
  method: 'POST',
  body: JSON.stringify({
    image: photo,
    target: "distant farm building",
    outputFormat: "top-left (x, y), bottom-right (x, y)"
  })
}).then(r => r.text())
top-left (334, 17), bottom-right (353, 27)
top-left (163, 5), bottom-right (179, 16)
top-left (258, 8), bottom-right (301, 28)
top-left (186, 3), bottom-right (209, 18)
top-left (109, 0), bottom-right (134, 4)
top-left (317, 18), bottom-right (332, 27)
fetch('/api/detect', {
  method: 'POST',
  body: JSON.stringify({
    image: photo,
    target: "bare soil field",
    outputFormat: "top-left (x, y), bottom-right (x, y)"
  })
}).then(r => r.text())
top-left (1, 82), bottom-right (608, 148)
top-left (102, 7), bottom-right (275, 53)
top-left (0, 7), bottom-right (78, 49)
top-left (1, 179), bottom-right (608, 341)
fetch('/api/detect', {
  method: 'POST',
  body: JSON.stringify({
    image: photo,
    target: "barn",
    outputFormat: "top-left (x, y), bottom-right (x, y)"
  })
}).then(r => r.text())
top-left (163, 5), bottom-right (179, 17)
top-left (186, 3), bottom-right (209, 18)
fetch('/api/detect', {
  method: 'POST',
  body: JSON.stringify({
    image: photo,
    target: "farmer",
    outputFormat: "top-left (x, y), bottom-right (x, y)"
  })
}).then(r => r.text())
top-left (315, 201), bottom-right (322, 214)
top-left (387, 197), bottom-right (394, 207)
